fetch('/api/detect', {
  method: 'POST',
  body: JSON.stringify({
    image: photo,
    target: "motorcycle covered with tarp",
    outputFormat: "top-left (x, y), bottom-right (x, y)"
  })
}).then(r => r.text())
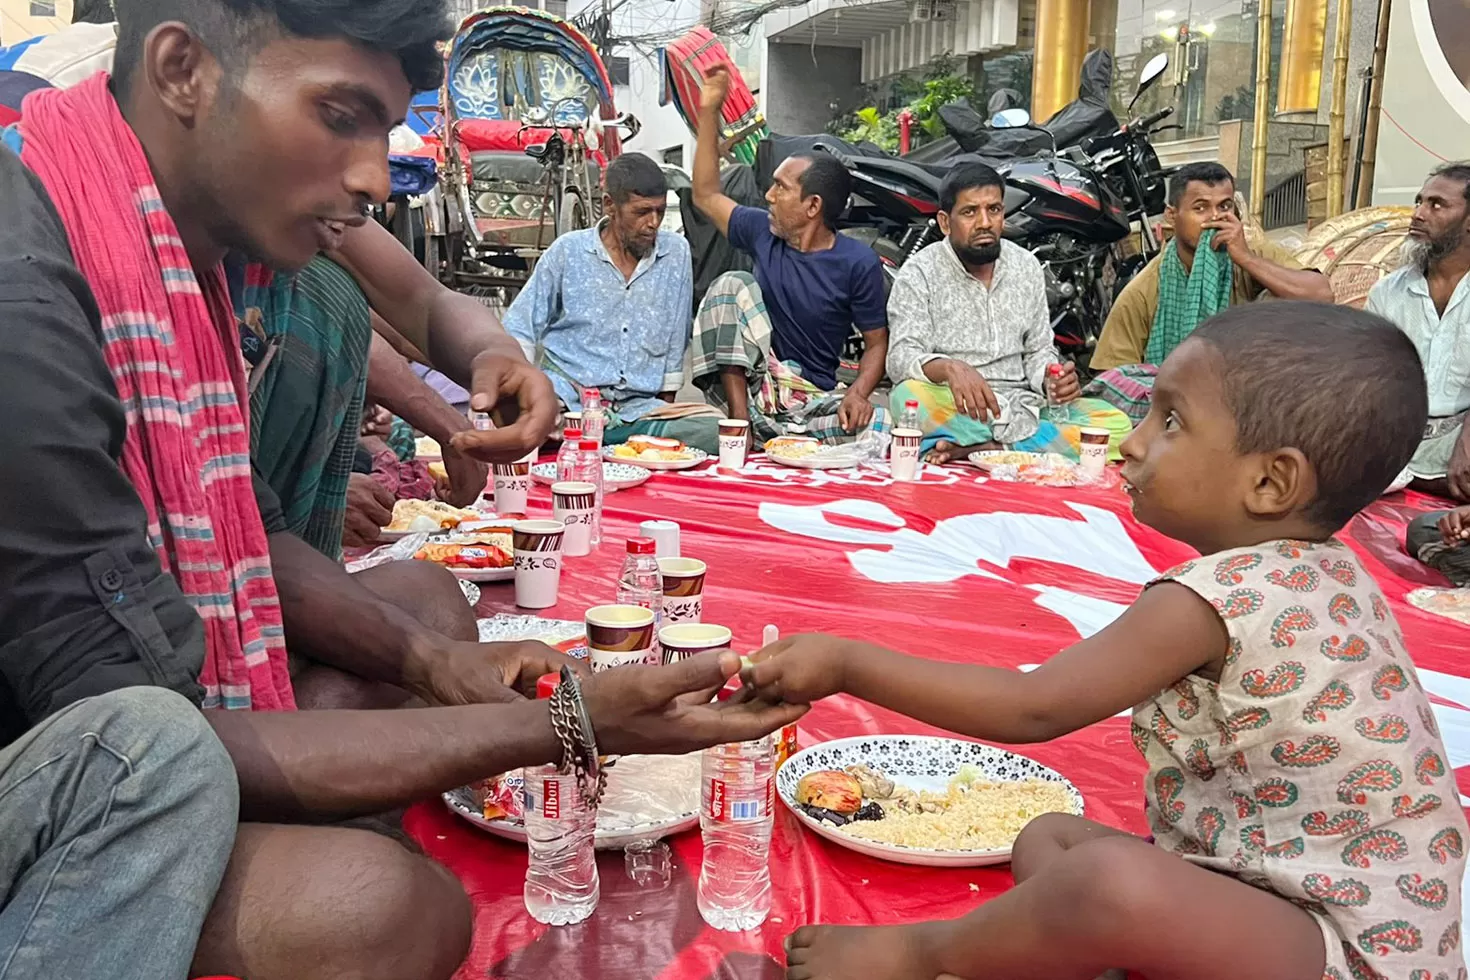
top-left (422, 6), bottom-right (632, 296)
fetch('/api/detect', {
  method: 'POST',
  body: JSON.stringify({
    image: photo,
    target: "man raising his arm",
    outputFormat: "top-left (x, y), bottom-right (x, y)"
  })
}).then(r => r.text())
top-left (689, 64), bottom-right (890, 445)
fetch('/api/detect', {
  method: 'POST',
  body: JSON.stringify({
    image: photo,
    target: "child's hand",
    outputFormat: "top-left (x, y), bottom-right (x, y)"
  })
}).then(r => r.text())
top-left (1438, 506), bottom-right (1470, 545)
top-left (740, 634), bottom-right (856, 704)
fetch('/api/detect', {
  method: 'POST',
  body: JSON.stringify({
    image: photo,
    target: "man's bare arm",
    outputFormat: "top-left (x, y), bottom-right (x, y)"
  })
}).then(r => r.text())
top-left (1233, 249), bottom-right (1335, 303)
top-left (692, 64), bottom-right (738, 237)
top-left (365, 329), bottom-right (470, 448)
top-left (851, 328), bottom-right (888, 399)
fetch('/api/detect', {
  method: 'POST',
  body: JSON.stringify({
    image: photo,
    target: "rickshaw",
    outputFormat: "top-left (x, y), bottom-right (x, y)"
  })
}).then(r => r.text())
top-left (419, 6), bottom-right (638, 298)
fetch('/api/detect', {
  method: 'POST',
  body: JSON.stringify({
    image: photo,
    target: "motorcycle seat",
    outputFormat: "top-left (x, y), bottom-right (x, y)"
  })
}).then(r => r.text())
top-left (845, 154), bottom-right (949, 193)
top-left (524, 142), bottom-right (554, 162)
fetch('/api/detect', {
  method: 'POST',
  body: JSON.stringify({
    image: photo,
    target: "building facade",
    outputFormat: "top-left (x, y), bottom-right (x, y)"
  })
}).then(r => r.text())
top-left (1, 0), bottom-right (70, 46)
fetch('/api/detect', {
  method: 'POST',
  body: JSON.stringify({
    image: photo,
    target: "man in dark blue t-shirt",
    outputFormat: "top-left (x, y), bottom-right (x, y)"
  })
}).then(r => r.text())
top-left (689, 65), bottom-right (889, 444)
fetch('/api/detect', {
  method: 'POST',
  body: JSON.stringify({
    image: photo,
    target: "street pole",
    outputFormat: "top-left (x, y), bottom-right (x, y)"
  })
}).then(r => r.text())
top-left (1250, 0), bottom-right (1272, 219)
top-left (1326, 0), bottom-right (1353, 217)
top-left (1355, 0), bottom-right (1392, 207)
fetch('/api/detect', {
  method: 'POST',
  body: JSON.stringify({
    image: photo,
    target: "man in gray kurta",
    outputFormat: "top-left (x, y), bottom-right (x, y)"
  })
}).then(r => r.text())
top-left (886, 162), bottom-right (1133, 463)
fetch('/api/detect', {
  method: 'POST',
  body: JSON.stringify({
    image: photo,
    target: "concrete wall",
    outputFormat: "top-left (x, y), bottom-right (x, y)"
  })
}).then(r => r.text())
top-left (762, 42), bottom-right (863, 136)
top-left (0, 0), bottom-right (71, 45)
top-left (1373, 0), bottom-right (1470, 204)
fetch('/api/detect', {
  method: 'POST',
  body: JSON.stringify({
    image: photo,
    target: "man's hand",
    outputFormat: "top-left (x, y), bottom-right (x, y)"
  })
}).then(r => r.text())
top-left (1438, 506), bottom-right (1470, 546)
top-left (1203, 209), bottom-right (1250, 261)
top-left (584, 651), bottom-right (807, 757)
top-left (838, 388), bottom-right (875, 433)
top-left (436, 447), bottom-right (488, 508)
top-left (1049, 362), bottom-right (1082, 404)
top-left (447, 352), bottom-right (558, 464)
top-left (360, 404), bottom-right (394, 439)
top-left (700, 63), bottom-right (731, 116)
top-left (415, 640), bottom-right (586, 706)
top-left (342, 473), bottom-right (394, 549)
top-left (1448, 430), bottom-right (1470, 501)
top-left (940, 360), bottom-right (1000, 420)
top-left (739, 633), bottom-right (854, 704)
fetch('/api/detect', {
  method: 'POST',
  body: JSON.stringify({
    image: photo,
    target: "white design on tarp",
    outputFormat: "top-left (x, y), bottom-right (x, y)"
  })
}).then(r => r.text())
top-left (1027, 586), bottom-right (1131, 639)
top-left (758, 499), bottom-right (1160, 587)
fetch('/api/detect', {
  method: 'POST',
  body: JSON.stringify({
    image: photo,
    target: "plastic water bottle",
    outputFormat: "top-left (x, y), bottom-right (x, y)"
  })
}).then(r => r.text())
top-left (615, 537), bottom-right (663, 623)
top-left (581, 388), bottom-right (605, 447)
top-left (523, 673), bottom-right (599, 925)
top-left (697, 735), bottom-right (775, 931)
top-left (898, 398), bottom-right (919, 431)
top-left (556, 427), bottom-right (583, 483)
top-left (1045, 364), bottom-right (1067, 423)
top-left (572, 438), bottom-right (605, 546)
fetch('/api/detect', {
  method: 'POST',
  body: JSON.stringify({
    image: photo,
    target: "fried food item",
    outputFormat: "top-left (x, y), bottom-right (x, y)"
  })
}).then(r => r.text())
top-left (610, 436), bottom-right (694, 462)
top-left (387, 498), bottom-right (478, 532)
top-left (795, 770), bottom-right (864, 814)
top-left (414, 528), bottom-right (514, 569)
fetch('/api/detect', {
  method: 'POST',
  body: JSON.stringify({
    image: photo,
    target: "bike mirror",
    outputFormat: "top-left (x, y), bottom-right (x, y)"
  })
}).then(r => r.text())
top-left (1137, 54), bottom-right (1168, 93)
top-left (991, 108), bottom-right (1032, 128)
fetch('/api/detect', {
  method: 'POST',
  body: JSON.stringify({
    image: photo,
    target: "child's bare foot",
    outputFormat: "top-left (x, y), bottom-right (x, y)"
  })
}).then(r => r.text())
top-left (785, 923), bottom-right (937, 980)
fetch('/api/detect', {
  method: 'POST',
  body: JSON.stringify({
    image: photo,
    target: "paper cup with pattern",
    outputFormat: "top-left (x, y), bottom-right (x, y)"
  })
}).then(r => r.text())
top-left (718, 418), bottom-right (750, 470)
top-left (658, 557), bottom-right (707, 625)
top-left (512, 520), bottom-right (564, 609)
top-left (890, 427), bottom-right (922, 482)
top-left (551, 481), bottom-right (596, 557)
top-left (658, 623), bottom-right (732, 665)
top-left (584, 605), bottom-right (658, 671)
top-left (493, 451), bottom-right (535, 515)
top-left (1078, 426), bottom-right (1109, 482)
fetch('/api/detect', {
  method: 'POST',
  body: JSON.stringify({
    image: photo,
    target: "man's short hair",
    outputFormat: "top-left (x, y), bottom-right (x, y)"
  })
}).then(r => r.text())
top-left (939, 161), bottom-right (1005, 214)
top-left (790, 153), bottom-right (851, 230)
top-left (1167, 161), bottom-right (1235, 209)
top-left (112, 0), bottom-right (451, 99)
top-left (1430, 161), bottom-right (1470, 203)
top-left (604, 152), bottom-right (667, 205)
top-left (1189, 302), bottom-right (1427, 531)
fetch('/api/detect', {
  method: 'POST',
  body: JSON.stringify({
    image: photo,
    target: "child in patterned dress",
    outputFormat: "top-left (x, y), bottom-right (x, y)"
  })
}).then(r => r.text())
top-left (746, 303), bottom-right (1467, 980)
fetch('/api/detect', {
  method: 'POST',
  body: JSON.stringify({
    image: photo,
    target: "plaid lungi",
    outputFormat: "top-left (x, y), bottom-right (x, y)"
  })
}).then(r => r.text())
top-left (690, 272), bottom-right (887, 445)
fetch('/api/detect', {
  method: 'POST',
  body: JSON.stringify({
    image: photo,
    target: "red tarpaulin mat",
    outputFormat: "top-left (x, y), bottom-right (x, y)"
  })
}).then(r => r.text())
top-left (404, 458), bottom-right (1470, 979)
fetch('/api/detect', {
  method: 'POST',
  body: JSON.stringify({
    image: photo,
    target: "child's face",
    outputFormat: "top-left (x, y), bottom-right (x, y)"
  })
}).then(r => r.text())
top-left (1119, 341), bottom-right (1259, 553)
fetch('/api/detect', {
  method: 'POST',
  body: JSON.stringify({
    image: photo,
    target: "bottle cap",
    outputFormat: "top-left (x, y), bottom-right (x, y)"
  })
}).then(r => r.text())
top-left (584, 387), bottom-right (601, 398)
top-left (904, 399), bottom-right (918, 409)
top-left (536, 672), bottom-right (561, 699)
top-left (1047, 364), bottom-right (1063, 375)
top-left (626, 537), bottom-right (656, 555)
top-left (579, 439), bottom-right (600, 451)
top-left (563, 427), bottom-right (583, 441)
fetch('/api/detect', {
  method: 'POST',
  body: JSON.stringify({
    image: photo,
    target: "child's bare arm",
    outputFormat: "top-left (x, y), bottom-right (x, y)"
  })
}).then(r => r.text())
top-left (742, 582), bottom-right (1227, 744)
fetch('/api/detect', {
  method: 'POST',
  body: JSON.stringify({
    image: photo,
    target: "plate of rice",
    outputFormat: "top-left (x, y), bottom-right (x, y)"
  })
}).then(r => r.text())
top-left (776, 735), bottom-right (1083, 867)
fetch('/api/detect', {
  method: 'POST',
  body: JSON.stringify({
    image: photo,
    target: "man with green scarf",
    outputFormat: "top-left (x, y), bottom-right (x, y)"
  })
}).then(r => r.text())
top-left (1085, 163), bottom-right (1334, 422)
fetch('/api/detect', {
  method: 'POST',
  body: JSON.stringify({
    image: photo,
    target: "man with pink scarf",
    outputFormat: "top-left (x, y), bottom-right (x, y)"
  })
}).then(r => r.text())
top-left (0, 1), bottom-right (805, 977)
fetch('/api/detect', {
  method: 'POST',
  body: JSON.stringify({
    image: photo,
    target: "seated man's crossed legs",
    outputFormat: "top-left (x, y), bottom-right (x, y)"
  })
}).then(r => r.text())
top-left (692, 271), bottom-right (884, 445)
top-left (891, 379), bottom-right (1132, 467)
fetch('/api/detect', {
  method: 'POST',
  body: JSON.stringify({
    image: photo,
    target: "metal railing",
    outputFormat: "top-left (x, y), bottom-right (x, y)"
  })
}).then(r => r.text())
top-left (1261, 169), bottom-right (1308, 231)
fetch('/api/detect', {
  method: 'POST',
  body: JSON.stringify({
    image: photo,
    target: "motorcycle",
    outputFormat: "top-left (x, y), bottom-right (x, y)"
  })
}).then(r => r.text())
top-left (817, 52), bottom-right (1175, 364)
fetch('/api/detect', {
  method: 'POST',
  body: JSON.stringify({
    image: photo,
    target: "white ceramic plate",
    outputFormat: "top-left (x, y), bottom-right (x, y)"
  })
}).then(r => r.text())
top-left (777, 735), bottom-right (1084, 867)
top-left (603, 446), bottom-right (709, 471)
top-left (530, 461), bottom-right (652, 492)
top-left (966, 451), bottom-right (1071, 471)
top-left (444, 753), bottom-right (701, 849)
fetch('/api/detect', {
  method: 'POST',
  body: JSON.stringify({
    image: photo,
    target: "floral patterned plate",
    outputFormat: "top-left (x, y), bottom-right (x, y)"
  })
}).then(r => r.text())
top-left (443, 753), bottom-right (701, 849)
top-left (777, 735), bottom-right (1084, 867)
top-left (530, 461), bottom-right (652, 492)
top-left (603, 446), bottom-right (710, 471)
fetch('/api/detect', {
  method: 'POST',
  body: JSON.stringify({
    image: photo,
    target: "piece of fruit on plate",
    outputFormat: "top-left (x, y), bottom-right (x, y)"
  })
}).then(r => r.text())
top-left (611, 435), bottom-right (693, 461)
top-left (387, 498), bottom-right (479, 533)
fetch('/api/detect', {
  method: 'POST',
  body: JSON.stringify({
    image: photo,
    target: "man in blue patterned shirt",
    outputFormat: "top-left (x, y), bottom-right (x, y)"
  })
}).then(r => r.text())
top-left (505, 153), bottom-right (719, 452)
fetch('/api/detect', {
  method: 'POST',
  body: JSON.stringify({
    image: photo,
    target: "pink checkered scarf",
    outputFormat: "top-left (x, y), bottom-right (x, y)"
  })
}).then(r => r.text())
top-left (20, 74), bottom-right (294, 711)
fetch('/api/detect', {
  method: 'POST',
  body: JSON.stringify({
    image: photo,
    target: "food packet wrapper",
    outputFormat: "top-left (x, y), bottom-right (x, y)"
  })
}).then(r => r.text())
top-left (471, 770), bottom-right (526, 820)
top-left (776, 724), bottom-right (799, 767)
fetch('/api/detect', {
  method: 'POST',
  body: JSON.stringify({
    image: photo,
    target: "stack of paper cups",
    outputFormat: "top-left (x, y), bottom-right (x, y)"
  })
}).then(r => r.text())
top-left (640, 520), bottom-right (680, 558)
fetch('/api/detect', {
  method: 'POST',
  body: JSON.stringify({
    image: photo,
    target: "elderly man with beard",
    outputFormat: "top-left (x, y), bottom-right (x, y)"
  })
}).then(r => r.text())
top-left (886, 162), bottom-right (1134, 465)
top-left (505, 151), bottom-right (719, 451)
top-left (1382, 164), bottom-right (1470, 580)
